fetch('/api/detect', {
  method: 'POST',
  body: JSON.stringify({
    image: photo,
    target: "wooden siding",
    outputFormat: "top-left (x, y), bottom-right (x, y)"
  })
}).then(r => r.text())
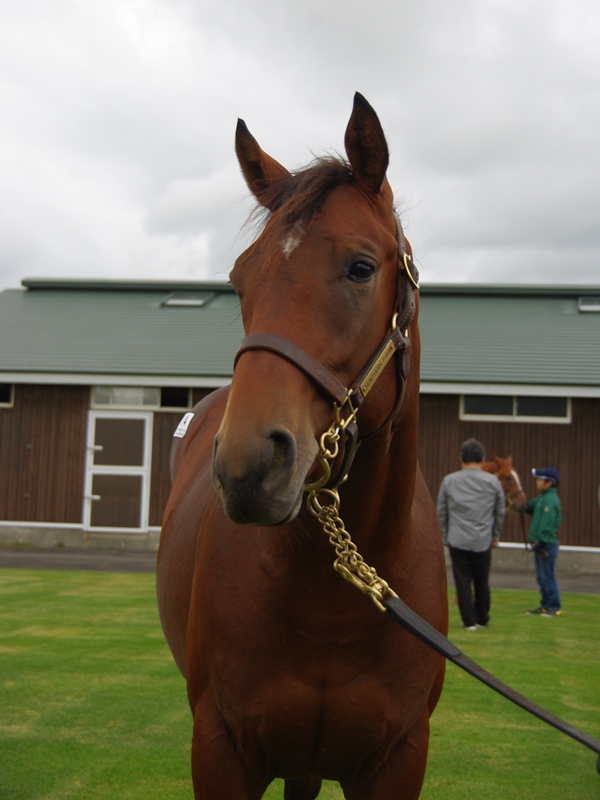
top-left (0, 384), bottom-right (88, 523)
top-left (0, 385), bottom-right (219, 530)
top-left (418, 395), bottom-right (600, 548)
top-left (2, 382), bottom-right (597, 549)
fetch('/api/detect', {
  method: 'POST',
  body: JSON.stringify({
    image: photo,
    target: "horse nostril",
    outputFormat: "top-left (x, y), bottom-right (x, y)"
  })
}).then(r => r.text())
top-left (212, 427), bottom-right (297, 490)
top-left (212, 434), bottom-right (220, 472)
top-left (266, 429), bottom-right (296, 481)
top-left (212, 435), bottom-right (223, 492)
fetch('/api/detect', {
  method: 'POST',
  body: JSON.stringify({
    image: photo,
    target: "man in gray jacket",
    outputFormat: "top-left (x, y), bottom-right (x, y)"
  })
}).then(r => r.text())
top-left (436, 438), bottom-right (505, 630)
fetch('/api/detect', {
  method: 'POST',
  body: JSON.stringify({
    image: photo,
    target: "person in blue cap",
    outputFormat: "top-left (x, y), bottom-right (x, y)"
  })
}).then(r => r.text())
top-left (523, 466), bottom-right (562, 617)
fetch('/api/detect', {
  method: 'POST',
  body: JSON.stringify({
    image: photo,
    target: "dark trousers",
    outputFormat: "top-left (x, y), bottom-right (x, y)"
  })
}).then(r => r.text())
top-left (449, 546), bottom-right (492, 627)
top-left (534, 541), bottom-right (561, 612)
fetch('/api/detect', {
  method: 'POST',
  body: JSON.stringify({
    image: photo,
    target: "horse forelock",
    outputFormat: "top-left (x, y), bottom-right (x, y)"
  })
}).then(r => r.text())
top-left (246, 155), bottom-right (403, 268)
top-left (248, 156), bottom-right (354, 236)
top-left (240, 157), bottom-right (352, 269)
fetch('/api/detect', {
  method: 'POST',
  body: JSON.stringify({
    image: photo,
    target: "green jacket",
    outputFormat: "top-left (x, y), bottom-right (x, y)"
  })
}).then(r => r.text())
top-left (525, 487), bottom-right (562, 543)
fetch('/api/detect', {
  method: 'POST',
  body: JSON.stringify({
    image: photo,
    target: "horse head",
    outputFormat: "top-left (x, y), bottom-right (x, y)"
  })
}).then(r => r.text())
top-left (212, 93), bottom-right (418, 526)
top-left (486, 454), bottom-right (526, 507)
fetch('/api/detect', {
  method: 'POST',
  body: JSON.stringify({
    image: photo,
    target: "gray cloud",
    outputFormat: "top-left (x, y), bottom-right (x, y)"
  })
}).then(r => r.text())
top-left (0, 0), bottom-right (599, 290)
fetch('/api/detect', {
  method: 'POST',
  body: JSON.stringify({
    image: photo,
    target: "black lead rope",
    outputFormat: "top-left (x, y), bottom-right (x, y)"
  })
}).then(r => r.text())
top-left (383, 596), bottom-right (600, 773)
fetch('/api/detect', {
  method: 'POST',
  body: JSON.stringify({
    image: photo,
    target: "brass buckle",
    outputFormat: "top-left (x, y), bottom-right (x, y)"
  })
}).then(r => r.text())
top-left (401, 253), bottom-right (419, 290)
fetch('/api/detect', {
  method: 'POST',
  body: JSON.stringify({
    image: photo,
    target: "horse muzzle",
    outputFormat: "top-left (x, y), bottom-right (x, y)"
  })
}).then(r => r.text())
top-left (212, 426), bottom-right (316, 525)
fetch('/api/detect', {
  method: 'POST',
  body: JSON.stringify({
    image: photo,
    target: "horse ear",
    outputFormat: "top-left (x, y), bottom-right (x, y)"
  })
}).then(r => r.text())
top-left (235, 119), bottom-right (291, 209)
top-left (344, 93), bottom-right (390, 195)
top-left (493, 455), bottom-right (502, 466)
top-left (506, 454), bottom-right (513, 465)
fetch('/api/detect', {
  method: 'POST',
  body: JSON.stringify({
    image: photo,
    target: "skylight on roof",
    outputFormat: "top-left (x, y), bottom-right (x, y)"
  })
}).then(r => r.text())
top-left (162, 291), bottom-right (215, 308)
top-left (577, 296), bottom-right (600, 313)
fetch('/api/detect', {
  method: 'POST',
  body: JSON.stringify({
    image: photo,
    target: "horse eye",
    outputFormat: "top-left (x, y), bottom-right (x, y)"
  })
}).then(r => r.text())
top-left (347, 261), bottom-right (375, 283)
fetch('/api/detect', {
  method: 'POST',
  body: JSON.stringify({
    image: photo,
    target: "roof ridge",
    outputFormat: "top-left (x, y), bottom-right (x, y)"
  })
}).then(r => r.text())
top-left (21, 278), bottom-right (235, 293)
top-left (420, 283), bottom-right (600, 296)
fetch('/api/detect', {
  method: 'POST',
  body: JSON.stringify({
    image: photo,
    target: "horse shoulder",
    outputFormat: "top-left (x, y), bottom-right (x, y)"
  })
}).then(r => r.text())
top-left (157, 385), bottom-right (230, 677)
top-left (170, 385), bottom-right (231, 481)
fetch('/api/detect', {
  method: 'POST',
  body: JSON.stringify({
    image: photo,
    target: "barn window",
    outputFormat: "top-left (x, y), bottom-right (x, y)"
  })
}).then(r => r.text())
top-left (92, 386), bottom-right (191, 410)
top-left (577, 296), bottom-right (600, 312)
top-left (161, 291), bottom-right (215, 307)
top-left (160, 387), bottom-right (191, 409)
top-left (93, 386), bottom-right (160, 408)
top-left (0, 383), bottom-right (14, 407)
top-left (460, 395), bottom-right (570, 424)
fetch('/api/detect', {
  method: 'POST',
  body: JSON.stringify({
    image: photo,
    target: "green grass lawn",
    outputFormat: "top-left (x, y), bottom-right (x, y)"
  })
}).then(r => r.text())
top-left (0, 568), bottom-right (598, 799)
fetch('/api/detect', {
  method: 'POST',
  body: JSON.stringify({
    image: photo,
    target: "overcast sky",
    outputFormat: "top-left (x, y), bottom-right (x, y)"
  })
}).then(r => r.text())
top-left (1, 0), bottom-right (599, 291)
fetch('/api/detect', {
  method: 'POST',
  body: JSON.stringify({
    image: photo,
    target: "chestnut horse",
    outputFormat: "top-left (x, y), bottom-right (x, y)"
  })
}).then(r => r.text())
top-left (483, 454), bottom-right (526, 509)
top-left (157, 94), bottom-right (447, 800)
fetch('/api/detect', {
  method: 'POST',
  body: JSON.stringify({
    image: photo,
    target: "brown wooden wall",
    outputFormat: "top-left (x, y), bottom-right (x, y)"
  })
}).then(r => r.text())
top-left (2, 383), bottom-right (598, 548)
top-left (0, 384), bottom-right (89, 523)
top-left (418, 395), bottom-right (600, 548)
top-left (0, 384), bottom-right (216, 529)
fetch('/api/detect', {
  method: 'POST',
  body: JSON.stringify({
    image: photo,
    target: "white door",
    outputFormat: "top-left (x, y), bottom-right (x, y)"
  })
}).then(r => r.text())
top-left (83, 411), bottom-right (153, 531)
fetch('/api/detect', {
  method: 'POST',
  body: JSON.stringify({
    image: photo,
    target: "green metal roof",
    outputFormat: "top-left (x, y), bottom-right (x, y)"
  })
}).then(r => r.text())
top-left (419, 286), bottom-right (600, 387)
top-left (0, 280), bottom-right (242, 381)
top-left (1, 279), bottom-right (599, 389)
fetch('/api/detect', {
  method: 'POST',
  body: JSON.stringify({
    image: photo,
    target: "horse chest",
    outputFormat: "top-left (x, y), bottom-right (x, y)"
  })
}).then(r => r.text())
top-left (187, 584), bottom-right (433, 776)
top-left (214, 662), bottom-right (425, 779)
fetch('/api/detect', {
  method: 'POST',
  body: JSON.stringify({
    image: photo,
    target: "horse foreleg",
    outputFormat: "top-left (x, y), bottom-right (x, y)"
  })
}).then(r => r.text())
top-left (190, 696), bottom-right (269, 800)
top-left (339, 709), bottom-right (430, 800)
top-left (284, 776), bottom-right (323, 799)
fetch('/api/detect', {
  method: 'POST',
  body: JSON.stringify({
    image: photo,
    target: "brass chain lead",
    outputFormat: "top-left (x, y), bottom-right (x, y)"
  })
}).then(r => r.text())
top-left (305, 444), bottom-right (398, 614)
top-left (303, 319), bottom-right (402, 612)
top-left (304, 392), bottom-right (357, 493)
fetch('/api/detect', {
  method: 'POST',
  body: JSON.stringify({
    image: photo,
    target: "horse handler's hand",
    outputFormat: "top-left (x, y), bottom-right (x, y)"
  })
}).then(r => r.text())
top-left (492, 539), bottom-right (499, 548)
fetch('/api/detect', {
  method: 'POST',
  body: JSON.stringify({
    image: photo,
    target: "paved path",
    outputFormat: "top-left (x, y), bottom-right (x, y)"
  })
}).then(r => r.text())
top-left (0, 546), bottom-right (598, 593)
top-left (480, 569), bottom-right (597, 594)
top-left (0, 547), bottom-right (157, 573)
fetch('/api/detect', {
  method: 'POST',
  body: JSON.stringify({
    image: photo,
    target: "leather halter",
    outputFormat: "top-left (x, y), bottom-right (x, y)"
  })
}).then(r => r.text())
top-left (233, 230), bottom-right (419, 446)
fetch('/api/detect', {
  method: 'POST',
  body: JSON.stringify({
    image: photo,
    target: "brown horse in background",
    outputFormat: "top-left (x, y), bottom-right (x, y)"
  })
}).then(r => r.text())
top-left (157, 94), bottom-right (447, 800)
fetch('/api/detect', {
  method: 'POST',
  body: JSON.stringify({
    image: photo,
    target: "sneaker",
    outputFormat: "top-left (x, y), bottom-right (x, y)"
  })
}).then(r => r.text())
top-left (541, 609), bottom-right (562, 617)
top-left (476, 623), bottom-right (488, 629)
top-left (461, 624), bottom-right (478, 631)
top-left (526, 607), bottom-right (543, 615)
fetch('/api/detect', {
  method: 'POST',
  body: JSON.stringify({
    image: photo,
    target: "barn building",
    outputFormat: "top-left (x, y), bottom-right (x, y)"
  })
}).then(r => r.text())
top-left (0, 279), bottom-right (598, 572)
